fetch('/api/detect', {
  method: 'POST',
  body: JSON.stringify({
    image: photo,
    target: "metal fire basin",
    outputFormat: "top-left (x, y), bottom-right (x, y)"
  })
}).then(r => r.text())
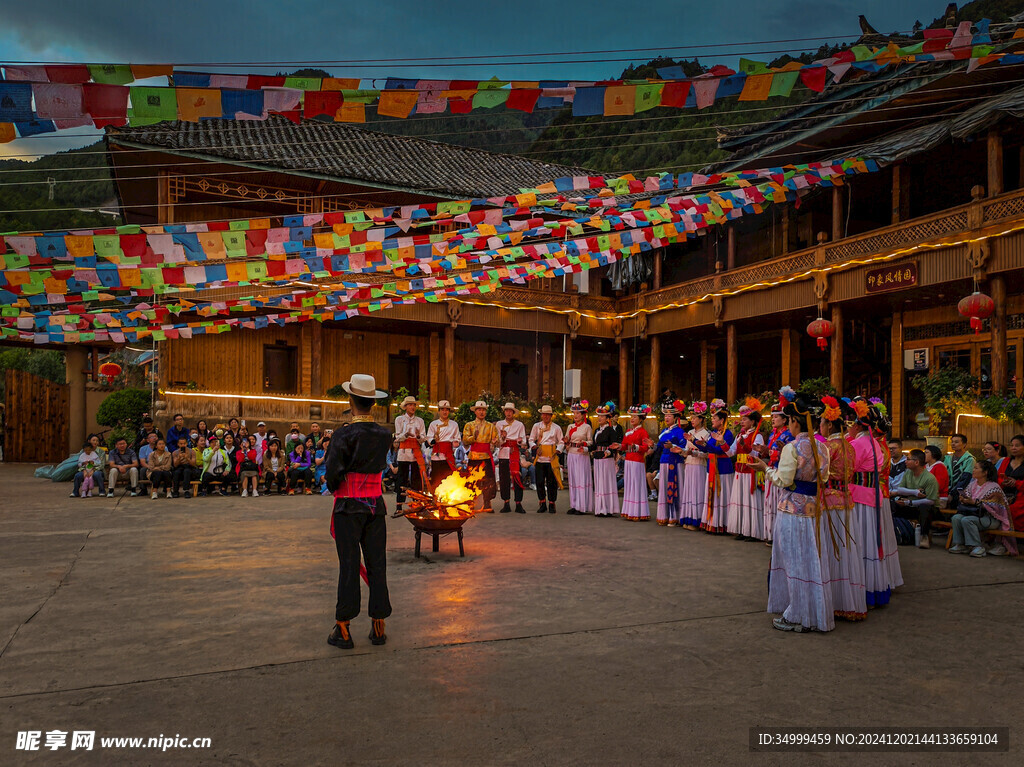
top-left (404, 514), bottom-right (470, 557)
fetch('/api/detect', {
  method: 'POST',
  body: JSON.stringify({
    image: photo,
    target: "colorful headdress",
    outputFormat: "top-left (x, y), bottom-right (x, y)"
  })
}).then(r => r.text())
top-left (662, 399), bottom-right (686, 416)
top-left (710, 398), bottom-right (728, 416)
top-left (851, 399), bottom-right (870, 420)
top-left (869, 397), bottom-right (888, 417)
top-left (691, 400), bottom-right (708, 416)
top-left (739, 396), bottom-right (764, 418)
top-left (821, 395), bottom-right (842, 423)
top-left (628, 404), bottom-right (652, 416)
top-left (595, 401), bottom-right (615, 416)
top-left (571, 400), bottom-right (590, 414)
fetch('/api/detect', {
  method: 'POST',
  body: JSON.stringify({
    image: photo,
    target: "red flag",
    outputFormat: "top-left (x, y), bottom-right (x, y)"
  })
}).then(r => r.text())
top-left (799, 66), bottom-right (828, 93)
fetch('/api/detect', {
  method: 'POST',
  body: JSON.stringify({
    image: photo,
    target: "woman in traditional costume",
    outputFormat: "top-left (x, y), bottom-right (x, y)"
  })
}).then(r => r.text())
top-left (818, 396), bottom-right (866, 621)
top-left (679, 401), bottom-right (710, 530)
top-left (591, 403), bottom-right (623, 517)
top-left (565, 401), bottom-right (595, 515)
top-left (762, 390), bottom-right (795, 543)
top-left (694, 399), bottom-right (734, 534)
top-left (655, 400), bottom-right (688, 526)
top-left (727, 397), bottom-right (766, 540)
top-left (747, 393), bottom-right (833, 633)
top-left (620, 405), bottom-right (653, 521)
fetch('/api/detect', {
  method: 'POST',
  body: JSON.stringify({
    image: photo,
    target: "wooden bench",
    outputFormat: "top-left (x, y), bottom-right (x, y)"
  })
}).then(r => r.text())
top-left (987, 529), bottom-right (1024, 557)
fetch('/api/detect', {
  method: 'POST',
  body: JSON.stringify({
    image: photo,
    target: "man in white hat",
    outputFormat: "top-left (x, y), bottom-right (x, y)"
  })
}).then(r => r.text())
top-left (463, 400), bottom-right (499, 510)
top-left (426, 399), bottom-right (460, 487)
top-left (325, 374), bottom-right (393, 650)
top-left (394, 394), bottom-right (426, 513)
top-left (529, 405), bottom-right (565, 513)
top-left (497, 402), bottom-right (528, 514)
top-left (254, 421), bottom-right (269, 464)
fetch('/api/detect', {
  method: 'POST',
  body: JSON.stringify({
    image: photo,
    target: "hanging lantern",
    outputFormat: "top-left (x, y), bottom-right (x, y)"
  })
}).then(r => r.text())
top-left (98, 362), bottom-right (122, 382)
top-left (807, 317), bottom-right (834, 350)
top-left (957, 291), bottom-right (995, 334)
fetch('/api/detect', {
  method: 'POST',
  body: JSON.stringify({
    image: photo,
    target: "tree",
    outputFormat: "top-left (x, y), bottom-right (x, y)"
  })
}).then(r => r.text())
top-left (0, 347), bottom-right (66, 397)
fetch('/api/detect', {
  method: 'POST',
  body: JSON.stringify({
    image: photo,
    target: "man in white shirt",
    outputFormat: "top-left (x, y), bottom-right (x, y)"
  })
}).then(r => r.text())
top-left (497, 402), bottom-right (528, 514)
top-left (254, 421), bottom-right (270, 464)
top-left (394, 395), bottom-right (426, 512)
top-left (529, 405), bottom-right (565, 513)
top-left (427, 399), bottom-right (461, 488)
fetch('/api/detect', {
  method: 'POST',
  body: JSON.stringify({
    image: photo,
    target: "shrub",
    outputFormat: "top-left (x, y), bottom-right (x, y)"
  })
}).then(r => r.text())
top-left (799, 376), bottom-right (836, 399)
top-left (96, 388), bottom-right (151, 430)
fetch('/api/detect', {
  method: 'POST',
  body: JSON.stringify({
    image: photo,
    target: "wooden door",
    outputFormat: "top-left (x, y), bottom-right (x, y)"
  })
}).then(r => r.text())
top-left (4, 369), bottom-right (69, 463)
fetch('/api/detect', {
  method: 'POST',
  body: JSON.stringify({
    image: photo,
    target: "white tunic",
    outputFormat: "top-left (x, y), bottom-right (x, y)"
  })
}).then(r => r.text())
top-left (529, 422), bottom-right (565, 462)
top-left (394, 414), bottom-right (426, 462)
top-left (496, 419), bottom-right (527, 459)
top-left (426, 419), bottom-right (461, 463)
top-left (565, 421), bottom-right (593, 454)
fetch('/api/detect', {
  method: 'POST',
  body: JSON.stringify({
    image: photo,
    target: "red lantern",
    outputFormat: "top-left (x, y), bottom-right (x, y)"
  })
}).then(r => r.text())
top-left (958, 291), bottom-right (995, 334)
top-left (807, 317), bottom-right (834, 350)
top-left (98, 362), bottom-right (122, 381)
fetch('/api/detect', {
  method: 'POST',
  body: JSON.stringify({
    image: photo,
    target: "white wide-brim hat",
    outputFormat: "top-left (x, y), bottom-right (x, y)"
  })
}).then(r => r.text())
top-left (539, 405), bottom-right (554, 415)
top-left (400, 395), bottom-right (418, 406)
top-left (438, 400), bottom-right (451, 409)
top-left (473, 400), bottom-right (488, 410)
top-left (503, 402), bottom-right (517, 411)
top-left (341, 374), bottom-right (389, 399)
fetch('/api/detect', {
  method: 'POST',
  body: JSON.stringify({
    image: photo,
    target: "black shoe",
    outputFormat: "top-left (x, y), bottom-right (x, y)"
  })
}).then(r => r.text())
top-left (567, 507), bottom-right (580, 515)
top-left (327, 622), bottom-right (354, 649)
top-left (183, 490), bottom-right (191, 498)
top-left (548, 503), bottom-right (557, 513)
top-left (735, 534), bottom-right (748, 541)
top-left (500, 502), bottom-right (512, 513)
top-left (369, 619), bottom-right (387, 646)
top-left (536, 504), bottom-right (547, 513)
top-left (514, 503), bottom-right (526, 514)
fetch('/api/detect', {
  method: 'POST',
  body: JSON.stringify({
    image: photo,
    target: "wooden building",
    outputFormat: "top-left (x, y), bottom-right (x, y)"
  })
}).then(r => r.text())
top-left (106, 58), bottom-right (1024, 436)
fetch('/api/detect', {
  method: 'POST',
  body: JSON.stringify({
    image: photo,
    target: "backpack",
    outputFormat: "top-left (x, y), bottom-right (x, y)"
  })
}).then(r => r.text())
top-left (891, 513), bottom-right (916, 546)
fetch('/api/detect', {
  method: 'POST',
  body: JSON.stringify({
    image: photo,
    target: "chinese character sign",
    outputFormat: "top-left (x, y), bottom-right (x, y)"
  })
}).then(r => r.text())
top-left (866, 262), bottom-right (918, 294)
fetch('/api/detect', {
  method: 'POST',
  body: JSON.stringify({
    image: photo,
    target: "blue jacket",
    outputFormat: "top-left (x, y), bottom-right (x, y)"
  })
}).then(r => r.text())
top-left (657, 425), bottom-right (687, 465)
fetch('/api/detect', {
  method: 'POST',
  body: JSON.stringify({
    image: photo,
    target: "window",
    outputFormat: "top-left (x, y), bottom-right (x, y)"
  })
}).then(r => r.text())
top-left (388, 352), bottom-right (419, 396)
top-left (263, 344), bottom-right (297, 393)
top-left (501, 360), bottom-right (529, 398)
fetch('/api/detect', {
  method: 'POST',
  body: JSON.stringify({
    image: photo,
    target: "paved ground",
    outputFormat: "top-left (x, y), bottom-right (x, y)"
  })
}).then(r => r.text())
top-left (1, 463), bottom-right (1022, 766)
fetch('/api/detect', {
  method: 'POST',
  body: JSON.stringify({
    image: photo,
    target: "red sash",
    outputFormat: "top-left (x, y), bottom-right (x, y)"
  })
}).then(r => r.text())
top-left (503, 439), bottom-right (523, 487)
top-left (401, 437), bottom-right (428, 483)
top-left (432, 441), bottom-right (456, 470)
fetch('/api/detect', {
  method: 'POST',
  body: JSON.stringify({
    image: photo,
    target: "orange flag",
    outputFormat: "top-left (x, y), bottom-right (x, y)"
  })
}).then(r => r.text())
top-left (176, 88), bottom-right (222, 121)
top-left (0, 123), bottom-right (15, 143)
top-left (377, 91), bottom-right (418, 119)
top-left (335, 102), bottom-right (366, 123)
top-left (603, 85), bottom-right (636, 116)
top-left (738, 73), bottom-right (773, 101)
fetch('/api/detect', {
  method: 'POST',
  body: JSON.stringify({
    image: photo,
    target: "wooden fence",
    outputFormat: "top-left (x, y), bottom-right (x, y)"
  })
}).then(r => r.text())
top-left (4, 369), bottom-right (69, 463)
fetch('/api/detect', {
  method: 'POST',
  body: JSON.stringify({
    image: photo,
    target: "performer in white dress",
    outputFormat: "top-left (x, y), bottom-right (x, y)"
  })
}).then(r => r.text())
top-left (426, 399), bottom-right (460, 488)
top-left (694, 399), bottom-right (734, 534)
top-left (565, 401), bottom-right (595, 515)
top-left (762, 392), bottom-right (795, 543)
top-left (591, 403), bottom-right (622, 517)
top-left (727, 397), bottom-right (766, 540)
top-left (620, 405), bottom-right (653, 521)
top-left (679, 401), bottom-right (710, 530)
top-left (655, 400), bottom-right (688, 526)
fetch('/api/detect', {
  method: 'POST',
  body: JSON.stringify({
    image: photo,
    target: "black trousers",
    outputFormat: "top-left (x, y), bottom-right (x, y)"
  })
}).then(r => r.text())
top-left (333, 507), bottom-right (392, 622)
top-left (536, 462), bottom-right (559, 503)
top-left (498, 458), bottom-right (523, 503)
top-left (395, 460), bottom-right (421, 507)
top-left (468, 458), bottom-right (496, 505)
top-left (892, 499), bottom-right (935, 536)
top-left (264, 469), bottom-right (287, 491)
top-left (288, 467), bottom-right (313, 487)
top-left (430, 460), bottom-right (455, 487)
top-left (171, 465), bottom-right (194, 492)
top-left (149, 469), bottom-right (172, 490)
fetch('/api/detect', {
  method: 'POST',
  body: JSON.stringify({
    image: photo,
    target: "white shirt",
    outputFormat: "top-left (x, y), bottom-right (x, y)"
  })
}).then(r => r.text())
top-left (529, 421), bottom-right (564, 463)
top-left (496, 419), bottom-right (527, 460)
top-left (685, 427), bottom-right (710, 465)
top-left (565, 420), bottom-right (593, 454)
top-left (426, 419), bottom-right (461, 462)
top-left (394, 414), bottom-right (426, 462)
top-left (727, 428), bottom-right (765, 456)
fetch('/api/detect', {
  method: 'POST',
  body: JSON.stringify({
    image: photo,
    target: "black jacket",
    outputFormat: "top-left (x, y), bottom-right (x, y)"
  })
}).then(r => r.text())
top-left (326, 421), bottom-right (392, 515)
top-left (591, 423), bottom-right (624, 460)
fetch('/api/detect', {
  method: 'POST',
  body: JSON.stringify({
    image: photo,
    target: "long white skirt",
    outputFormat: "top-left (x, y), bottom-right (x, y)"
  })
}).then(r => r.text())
top-left (621, 461), bottom-right (650, 520)
top-left (820, 506), bottom-right (867, 620)
top-left (768, 512), bottom-right (835, 632)
top-left (593, 458), bottom-right (618, 516)
top-left (855, 501), bottom-right (904, 607)
top-left (567, 452), bottom-right (594, 512)
top-left (727, 471), bottom-right (764, 538)
top-left (701, 470), bottom-right (732, 533)
top-left (656, 463), bottom-right (684, 525)
top-left (764, 483), bottom-right (778, 541)
top-left (679, 462), bottom-right (707, 527)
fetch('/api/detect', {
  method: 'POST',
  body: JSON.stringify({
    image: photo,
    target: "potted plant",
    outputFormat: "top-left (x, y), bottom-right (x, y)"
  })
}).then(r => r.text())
top-left (910, 368), bottom-right (978, 448)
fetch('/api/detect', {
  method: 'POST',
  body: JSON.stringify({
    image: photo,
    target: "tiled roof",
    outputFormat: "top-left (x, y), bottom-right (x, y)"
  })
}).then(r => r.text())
top-left (106, 116), bottom-right (590, 199)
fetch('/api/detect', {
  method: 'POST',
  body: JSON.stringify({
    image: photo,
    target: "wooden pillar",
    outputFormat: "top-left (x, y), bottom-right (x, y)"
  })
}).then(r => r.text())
top-left (781, 328), bottom-right (800, 387)
top-left (444, 325), bottom-right (455, 401)
top-left (563, 335), bottom-right (573, 376)
top-left (652, 250), bottom-right (663, 289)
top-left (781, 208), bottom-right (790, 255)
top-left (987, 129), bottom-right (1004, 198)
top-left (649, 334), bottom-right (661, 404)
top-left (428, 331), bottom-right (440, 400)
top-left (700, 340), bottom-right (715, 403)
top-left (991, 275), bottom-right (1008, 392)
top-left (618, 341), bottom-right (629, 407)
top-left (726, 226), bottom-right (736, 270)
top-left (831, 185), bottom-right (843, 241)
top-left (66, 347), bottom-right (88, 454)
top-left (830, 304), bottom-right (844, 393)
top-left (542, 342), bottom-right (552, 398)
top-left (726, 324), bottom-right (738, 405)
top-left (891, 163), bottom-right (910, 224)
top-left (891, 311), bottom-right (904, 439)
top-left (309, 321), bottom-right (323, 397)
top-left (299, 323), bottom-right (313, 396)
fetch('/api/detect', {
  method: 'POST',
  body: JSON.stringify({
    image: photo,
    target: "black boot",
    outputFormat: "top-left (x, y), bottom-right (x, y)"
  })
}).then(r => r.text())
top-left (514, 503), bottom-right (526, 514)
top-left (548, 501), bottom-right (557, 513)
top-left (500, 502), bottom-right (512, 513)
top-left (328, 621), bottom-right (354, 650)
top-left (369, 618), bottom-right (387, 646)
top-left (536, 502), bottom-right (547, 513)
top-left (567, 507), bottom-right (579, 515)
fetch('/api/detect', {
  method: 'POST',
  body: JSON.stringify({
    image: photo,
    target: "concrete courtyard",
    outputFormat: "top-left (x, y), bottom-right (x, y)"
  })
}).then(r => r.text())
top-left (1, 462), bottom-right (1022, 765)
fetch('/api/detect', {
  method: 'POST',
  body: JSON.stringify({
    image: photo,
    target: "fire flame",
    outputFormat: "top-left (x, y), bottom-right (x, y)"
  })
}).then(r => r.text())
top-left (434, 465), bottom-right (485, 507)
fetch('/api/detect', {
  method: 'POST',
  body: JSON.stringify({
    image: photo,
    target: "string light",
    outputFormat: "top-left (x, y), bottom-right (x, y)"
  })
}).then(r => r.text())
top-left (163, 389), bottom-right (349, 406)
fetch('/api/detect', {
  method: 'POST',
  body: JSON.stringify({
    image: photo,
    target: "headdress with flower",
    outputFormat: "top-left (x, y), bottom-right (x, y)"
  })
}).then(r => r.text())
top-left (595, 401), bottom-right (615, 416)
top-left (710, 398), bottom-right (727, 412)
top-left (821, 395), bottom-right (842, 423)
top-left (571, 400), bottom-right (590, 414)
top-left (739, 396), bottom-right (764, 418)
top-left (691, 400), bottom-right (708, 416)
top-left (628, 404), bottom-right (651, 416)
top-left (662, 399), bottom-right (686, 416)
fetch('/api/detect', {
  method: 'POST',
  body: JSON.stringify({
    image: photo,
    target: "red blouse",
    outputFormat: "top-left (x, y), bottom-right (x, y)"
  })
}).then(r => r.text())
top-left (621, 426), bottom-right (649, 463)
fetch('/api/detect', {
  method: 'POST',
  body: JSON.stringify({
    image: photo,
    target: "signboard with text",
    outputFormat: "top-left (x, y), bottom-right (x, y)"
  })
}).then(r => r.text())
top-left (866, 262), bottom-right (917, 294)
